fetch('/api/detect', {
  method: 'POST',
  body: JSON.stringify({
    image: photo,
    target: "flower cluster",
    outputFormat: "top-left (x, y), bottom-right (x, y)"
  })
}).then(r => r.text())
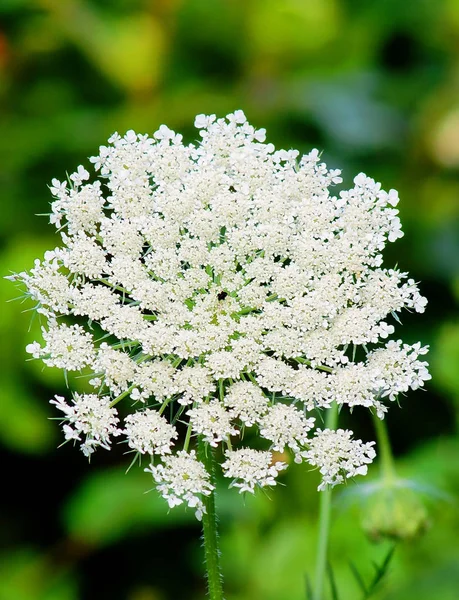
top-left (145, 450), bottom-right (214, 520)
top-left (222, 448), bottom-right (287, 493)
top-left (9, 111), bottom-right (430, 517)
top-left (304, 429), bottom-right (376, 490)
top-left (50, 393), bottom-right (121, 457)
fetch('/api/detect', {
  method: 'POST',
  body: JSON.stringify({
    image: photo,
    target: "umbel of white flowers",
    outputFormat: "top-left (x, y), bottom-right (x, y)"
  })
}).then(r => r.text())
top-left (8, 110), bottom-right (430, 520)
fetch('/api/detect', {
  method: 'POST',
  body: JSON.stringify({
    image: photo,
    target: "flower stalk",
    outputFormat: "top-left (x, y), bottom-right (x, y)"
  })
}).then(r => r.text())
top-left (198, 437), bottom-right (224, 600)
top-left (313, 402), bottom-right (339, 600)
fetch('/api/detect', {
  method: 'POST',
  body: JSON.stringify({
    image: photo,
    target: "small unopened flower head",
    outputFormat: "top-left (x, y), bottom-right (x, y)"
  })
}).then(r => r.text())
top-left (304, 428), bottom-right (376, 491)
top-left (145, 450), bottom-right (214, 520)
top-left (124, 410), bottom-right (178, 456)
top-left (361, 483), bottom-right (429, 542)
top-left (221, 448), bottom-right (287, 493)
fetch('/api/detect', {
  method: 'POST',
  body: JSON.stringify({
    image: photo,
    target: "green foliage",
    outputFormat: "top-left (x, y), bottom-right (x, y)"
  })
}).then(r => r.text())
top-left (0, 548), bottom-right (77, 600)
top-left (348, 545), bottom-right (395, 600)
top-left (63, 466), bottom-right (194, 547)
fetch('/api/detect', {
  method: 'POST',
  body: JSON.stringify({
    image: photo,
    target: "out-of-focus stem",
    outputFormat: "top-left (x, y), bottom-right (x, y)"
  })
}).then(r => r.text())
top-left (372, 413), bottom-right (396, 482)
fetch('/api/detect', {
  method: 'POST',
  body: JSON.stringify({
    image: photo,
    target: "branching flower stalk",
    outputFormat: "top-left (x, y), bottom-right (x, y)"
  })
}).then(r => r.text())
top-left (7, 111), bottom-right (430, 598)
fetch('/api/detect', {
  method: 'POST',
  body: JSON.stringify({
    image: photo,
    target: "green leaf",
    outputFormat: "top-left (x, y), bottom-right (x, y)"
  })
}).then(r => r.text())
top-left (349, 561), bottom-right (368, 596)
top-left (363, 545), bottom-right (396, 599)
top-left (327, 562), bottom-right (341, 600)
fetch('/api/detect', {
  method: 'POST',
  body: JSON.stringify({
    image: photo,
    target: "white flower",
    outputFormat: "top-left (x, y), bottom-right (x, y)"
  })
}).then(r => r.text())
top-left (16, 257), bottom-right (74, 314)
top-left (194, 113), bottom-right (216, 129)
top-left (25, 341), bottom-right (42, 358)
top-left (259, 404), bottom-right (315, 463)
top-left (49, 178), bottom-right (68, 197)
top-left (174, 365), bottom-right (216, 405)
top-left (124, 410), bottom-right (178, 455)
top-left (187, 400), bottom-right (238, 447)
top-left (72, 283), bottom-right (120, 321)
top-left (89, 145), bottom-right (110, 171)
top-left (70, 165), bottom-right (90, 186)
top-left (223, 380), bottom-right (269, 427)
top-left (9, 110), bottom-right (429, 516)
top-left (50, 393), bottom-right (121, 456)
top-left (221, 448), bottom-right (287, 493)
top-left (145, 450), bottom-right (214, 519)
top-left (303, 428), bottom-right (376, 491)
top-left (367, 340), bottom-right (431, 400)
top-left (58, 232), bottom-right (108, 279)
top-left (130, 359), bottom-right (176, 403)
top-left (33, 321), bottom-right (95, 371)
top-left (93, 343), bottom-right (136, 395)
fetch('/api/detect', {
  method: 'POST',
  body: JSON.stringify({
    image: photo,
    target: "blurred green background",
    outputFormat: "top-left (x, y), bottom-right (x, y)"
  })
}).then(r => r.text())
top-left (1, 1), bottom-right (459, 599)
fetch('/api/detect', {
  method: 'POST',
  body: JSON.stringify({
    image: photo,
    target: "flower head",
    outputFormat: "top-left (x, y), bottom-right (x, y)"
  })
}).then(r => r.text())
top-left (304, 429), bottom-right (376, 491)
top-left (145, 450), bottom-right (214, 519)
top-left (221, 448), bottom-right (287, 493)
top-left (259, 403), bottom-right (315, 463)
top-left (124, 410), bottom-right (178, 456)
top-left (50, 393), bottom-right (121, 457)
top-left (10, 111), bottom-right (429, 516)
top-left (187, 400), bottom-right (238, 447)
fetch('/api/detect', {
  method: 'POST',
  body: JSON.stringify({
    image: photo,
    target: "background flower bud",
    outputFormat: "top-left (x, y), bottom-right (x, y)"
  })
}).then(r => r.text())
top-left (361, 485), bottom-right (429, 542)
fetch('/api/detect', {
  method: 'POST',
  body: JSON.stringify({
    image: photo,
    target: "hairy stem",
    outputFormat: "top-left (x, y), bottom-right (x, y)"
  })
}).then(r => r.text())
top-left (198, 437), bottom-right (224, 600)
top-left (313, 402), bottom-right (339, 600)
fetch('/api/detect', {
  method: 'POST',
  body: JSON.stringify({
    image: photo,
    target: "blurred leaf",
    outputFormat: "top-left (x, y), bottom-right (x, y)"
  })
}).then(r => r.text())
top-left (431, 320), bottom-right (459, 405)
top-left (349, 561), bottom-right (368, 596)
top-left (327, 562), bottom-right (341, 600)
top-left (39, 0), bottom-right (165, 93)
top-left (304, 74), bottom-right (404, 152)
top-left (63, 466), bottom-right (195, 547)
top-left (0, 237), bottom-right (58, 453)
top-left (248, 0), bottom-right (341, 61)
top-left (0, 548), bottom-right (77, 600)
top-left (364, 545), bottom-right (395, 599)
top-left (0, 375), bottom-right (55, 454)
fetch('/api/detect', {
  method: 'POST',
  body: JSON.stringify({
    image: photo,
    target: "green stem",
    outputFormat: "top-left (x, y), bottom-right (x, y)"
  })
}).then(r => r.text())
top-left (372, 413), bottom-right (396, 482)
top-left (313, 402), bottom-right (339, 600)
top-left (198, 437), bottom-right (224, 600)
top-left (109, 384), bottom-right (135, 408)
top-left (183, 421), bottom-right (193, 452)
